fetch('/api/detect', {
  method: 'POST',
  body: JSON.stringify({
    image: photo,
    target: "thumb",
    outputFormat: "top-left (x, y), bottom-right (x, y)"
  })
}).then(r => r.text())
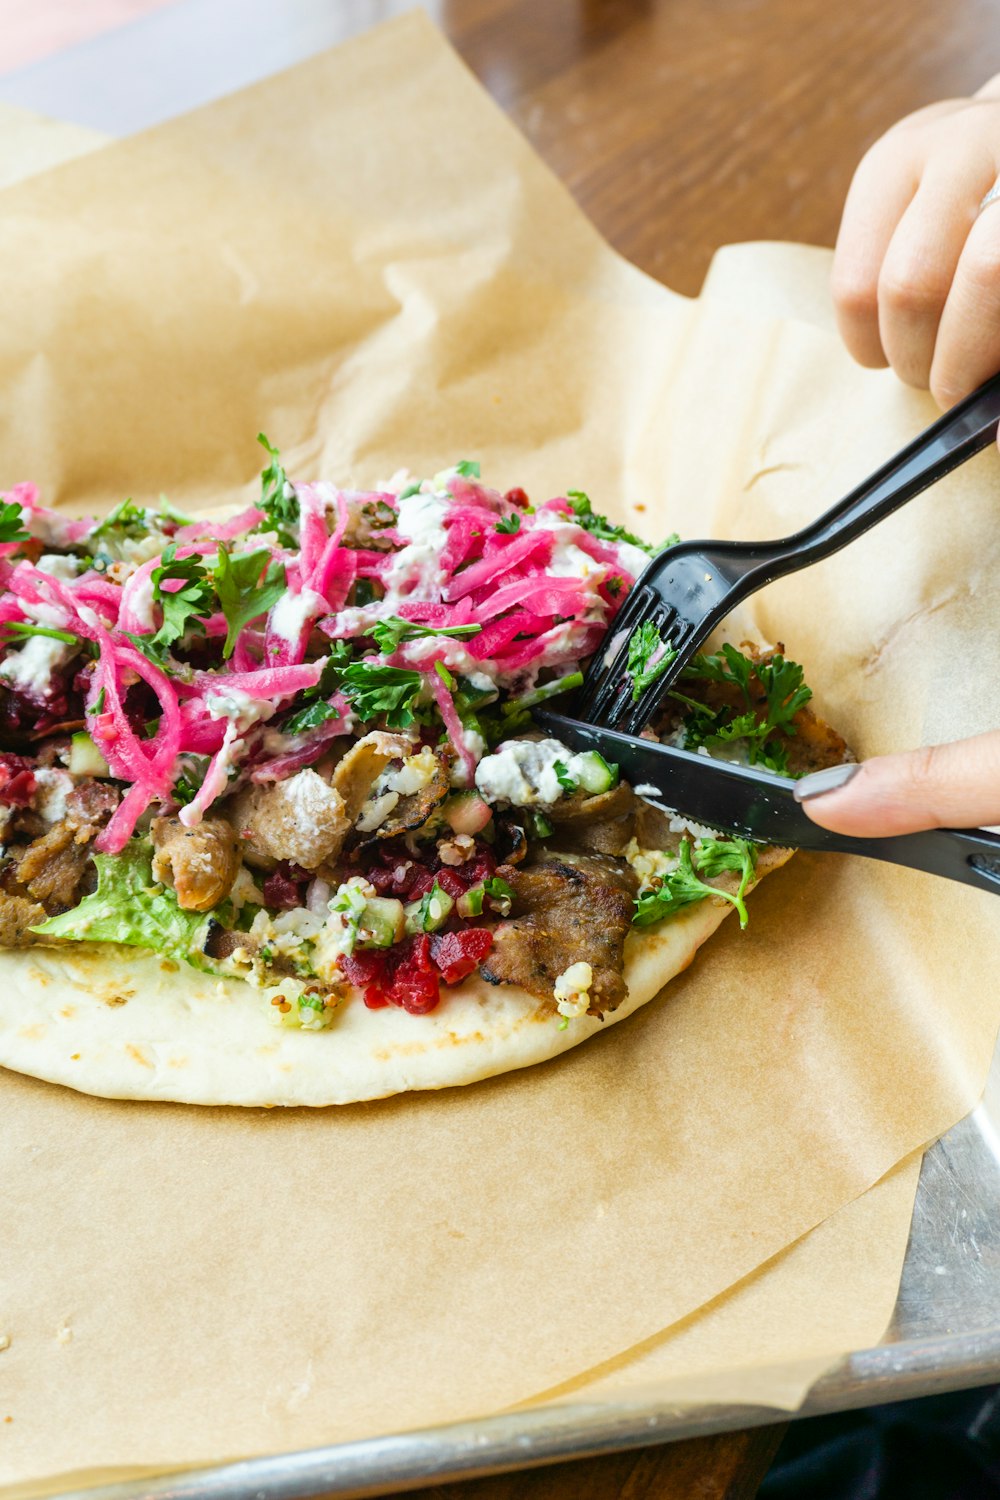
top-left (793, 731), bottom-right (1000, 836)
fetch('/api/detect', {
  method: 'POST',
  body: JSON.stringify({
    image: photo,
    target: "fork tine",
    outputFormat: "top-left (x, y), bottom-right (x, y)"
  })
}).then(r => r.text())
top-left (617, 618), bottom-right (700, 736)
top-left (575, 584), bottom-right (659, 719)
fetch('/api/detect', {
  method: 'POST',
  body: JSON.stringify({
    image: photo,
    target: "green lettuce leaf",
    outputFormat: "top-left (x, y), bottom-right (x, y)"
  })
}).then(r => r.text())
top-left (31, 840), bottom-right (214, 968)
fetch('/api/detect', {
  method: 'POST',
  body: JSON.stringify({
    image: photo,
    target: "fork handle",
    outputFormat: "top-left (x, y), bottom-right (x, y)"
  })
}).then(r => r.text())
top-left (761, 368), bottom-right (1000, 577)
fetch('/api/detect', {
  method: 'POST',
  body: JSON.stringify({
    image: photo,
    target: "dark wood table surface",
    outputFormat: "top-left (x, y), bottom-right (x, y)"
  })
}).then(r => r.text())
top-left (6, 0), bottom-right (1000, 1495)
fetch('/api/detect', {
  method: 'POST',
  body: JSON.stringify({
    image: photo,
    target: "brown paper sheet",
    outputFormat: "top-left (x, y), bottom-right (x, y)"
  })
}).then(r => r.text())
top-left (1, 14), bottom-right (998, 1488)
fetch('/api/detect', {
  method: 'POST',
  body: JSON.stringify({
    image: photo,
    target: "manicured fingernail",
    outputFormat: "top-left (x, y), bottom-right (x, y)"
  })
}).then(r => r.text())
top-left (793, 762), bottom-right (861, 802)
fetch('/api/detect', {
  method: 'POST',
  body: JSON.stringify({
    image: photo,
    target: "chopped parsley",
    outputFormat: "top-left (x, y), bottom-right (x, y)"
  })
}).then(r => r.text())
top-left (552, 759), bottom-right (577, 793)
top-left (282, 699), bottom-right (340, 736)
top-left (565, 490), bottom-right (676, 555)
top-left (495, 513), bottom-right (521, 535)
top-left (633, 837), bottom-right (758, 930)
top-left (452, 460), bottom-right (480, 479)
top-left (676, 645), bottom-right (813, 775)
top-left (0, 500), bottom-right (29, 545)
top-left (214, 544), bottom-right (286, 658)
top-left (256, 433), bottom-right (299, 538)
top-left (627, 620), bottom-right (677, 700)
top-left (337, 662), bottom-right (425, 728)
top-left (366, 616), bottom-right (482, 655)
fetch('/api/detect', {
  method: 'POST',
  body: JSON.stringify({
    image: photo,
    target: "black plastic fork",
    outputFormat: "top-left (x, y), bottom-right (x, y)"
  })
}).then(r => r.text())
top-left (577, 368), bottom-right (1000, 736)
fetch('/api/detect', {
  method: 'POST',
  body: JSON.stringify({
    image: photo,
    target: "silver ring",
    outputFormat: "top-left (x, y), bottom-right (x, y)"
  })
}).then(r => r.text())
top-left (980, 182), bottom-right (1000, 213)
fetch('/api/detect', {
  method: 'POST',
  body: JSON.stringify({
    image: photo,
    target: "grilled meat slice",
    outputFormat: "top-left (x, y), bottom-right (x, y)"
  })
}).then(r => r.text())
top-left (358, 751), bottom-right (452, 843)
top-left (228, 769), bottom-right (351, 871)
top-left (151, 816), bottom-right (242, 913)
top-left (12, 822), bottom-right (92, 907)
top-left (0, 893), bottom-right (49, 946)
top-left (331, 732), bottom-right (412, 824)
top-left (545, 781), bottom-right (637, 856)
top-left (5, 778), bottom-right (119, 910)
top-left (480, 851), bottom-right (638, 1016)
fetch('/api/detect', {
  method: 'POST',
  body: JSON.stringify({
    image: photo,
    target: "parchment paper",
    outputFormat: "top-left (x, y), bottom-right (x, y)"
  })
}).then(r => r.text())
top-left (2, 13), bottom-right (999, 1489)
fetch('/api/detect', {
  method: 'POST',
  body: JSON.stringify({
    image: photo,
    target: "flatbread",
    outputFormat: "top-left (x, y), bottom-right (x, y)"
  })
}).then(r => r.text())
top-left (0, 848), bottom-right (790, 1106)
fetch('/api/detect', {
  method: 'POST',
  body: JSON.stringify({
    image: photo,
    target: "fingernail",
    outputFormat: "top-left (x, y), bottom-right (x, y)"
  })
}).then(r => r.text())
top-left (793, 762), bottom-right (861, 802)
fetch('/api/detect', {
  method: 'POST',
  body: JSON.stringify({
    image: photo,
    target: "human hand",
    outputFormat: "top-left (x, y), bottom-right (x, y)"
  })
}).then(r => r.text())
top-left (833, 76), bottom-right (1000, 410)
top-left (793, 731), bottom-right (1000, 835)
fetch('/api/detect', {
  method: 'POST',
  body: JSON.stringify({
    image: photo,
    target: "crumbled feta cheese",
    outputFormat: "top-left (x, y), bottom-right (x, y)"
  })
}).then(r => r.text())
top-left (385, 490), bottom-right (451, 600)
top-left (356, 790), bottom-right (399, 833)
top-left (553, 961), bottom-right (593, 1019)
top-left (35, 554), bottom-right (80, 581)
top-left (357, 746), bottom-right (440, 831)
top-left (623, 838), bottom-right (679, 890)
top-left (0, 634), bottom-right (72, 696)
top-left (474, 737), bottom-right (593, 807)
top-left (34, 767), bottom-right (73, 823)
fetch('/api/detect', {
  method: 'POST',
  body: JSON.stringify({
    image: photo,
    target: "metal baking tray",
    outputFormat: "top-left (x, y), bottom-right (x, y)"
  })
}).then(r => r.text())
top-left (59, 1037), bottom-right (1000, 1500)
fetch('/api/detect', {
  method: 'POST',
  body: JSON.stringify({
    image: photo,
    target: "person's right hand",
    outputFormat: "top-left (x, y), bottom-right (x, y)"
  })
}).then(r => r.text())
top-left (794, 731), bottom-right (1000, 835)
top-left (833, 75), bottom-right (1000, 412)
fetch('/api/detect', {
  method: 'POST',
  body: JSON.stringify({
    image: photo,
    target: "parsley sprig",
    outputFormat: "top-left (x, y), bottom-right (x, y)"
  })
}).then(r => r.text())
top-left (126, 544), bottom-right (215, 665)
top-left (627, 620), bottom-right (677, 701)
top-left (633, 837), bottom-right (758, 930)
top-left (337, 662), bottom-right (426, 728)
top-left (0, 500), bottom-right (29, 545)
top-left (366, 616), bottom-right (482, 655)
top-left (214, 544), bottom-right (286, 658)
top-left (565, 490), bottom-right (678, 556)
top-left (255, 433), bottom-right (299, 541)
top-left (280, 643), bottom-right (351, 735)
top-left (674, 644), bottom-right (813, 775)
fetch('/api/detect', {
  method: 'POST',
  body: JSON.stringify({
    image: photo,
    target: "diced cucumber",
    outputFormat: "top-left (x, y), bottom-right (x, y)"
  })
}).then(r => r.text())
top-left (404, 882), bottom-right (455, 935)
top-left (457, 884), bottom-right (485, 920)
top-left (69, 731), bottom-right (110, 778)
top-left (574, 750), bottom-right (618, 796)
top-left (356, 897), bottom-right (406, 949)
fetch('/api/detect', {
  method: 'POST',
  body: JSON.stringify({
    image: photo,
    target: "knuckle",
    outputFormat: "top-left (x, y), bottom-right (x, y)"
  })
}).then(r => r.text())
top-left (877, 261), bottom-right (952, 320)
top-left (958, 236), bottom-right (1000, 293)
top-left (898, 744), bottom-right (947, 816)
top-left (831, 264), bottom-right (879, 323)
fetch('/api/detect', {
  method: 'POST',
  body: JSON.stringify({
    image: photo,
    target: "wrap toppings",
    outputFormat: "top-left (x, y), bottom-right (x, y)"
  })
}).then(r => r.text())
top-left (0, 446), bottom-right (847, 1038)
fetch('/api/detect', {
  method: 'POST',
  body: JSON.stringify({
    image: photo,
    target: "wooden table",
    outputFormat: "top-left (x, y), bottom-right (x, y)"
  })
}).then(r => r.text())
top-left (5, 0), bottom-right (1000, 1495)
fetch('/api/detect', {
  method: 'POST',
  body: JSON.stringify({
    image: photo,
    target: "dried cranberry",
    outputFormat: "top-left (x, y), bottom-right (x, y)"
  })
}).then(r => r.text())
top-left (504, 487), bottom-right (531, 509)
top-left (431, 928), bottom-right (493, 985)
top-left (261, 863), bottom-right (307, 910)
top-left (0, 753), bottom-right (37, 807)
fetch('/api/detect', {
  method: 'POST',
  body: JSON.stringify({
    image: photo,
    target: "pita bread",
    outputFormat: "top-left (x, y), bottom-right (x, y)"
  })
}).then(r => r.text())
top-left (0, 848), bottom-right (790, 1106)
